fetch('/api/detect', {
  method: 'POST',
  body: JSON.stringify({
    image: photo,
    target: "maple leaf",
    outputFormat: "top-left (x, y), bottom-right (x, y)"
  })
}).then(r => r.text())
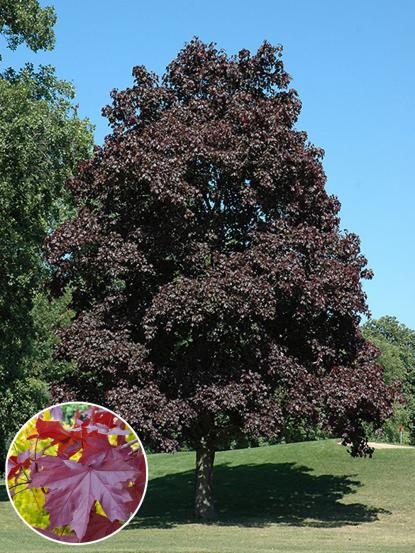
top-left (29, 455), bottom-right (138, 539)
top-left (89, 407), bottom-right (118, 428)
top-left (28, 417), bottom-right (111, 459)
top-left (86, 422), bottom-right (130, 436)
top-left (7, 449), bottom-right (31, 480)
top-left (81, 512), bottom-right (121, 542)
top-left (125, 482), bottom-right (144, 515)
top-left (78, 438), bottom-right (117, 466)
top-left (27, 418), bottom-right (71, 443)
top-left (33, 418), bottom-right (82, 458)
top-left (124, 448), bottom-right (146, 479)
top-left (79, 435), bottom-right (136, 466)
top-left (27, 418), bottom-right (81, 458)
top-left (128, 450), bottom-right (147, 504)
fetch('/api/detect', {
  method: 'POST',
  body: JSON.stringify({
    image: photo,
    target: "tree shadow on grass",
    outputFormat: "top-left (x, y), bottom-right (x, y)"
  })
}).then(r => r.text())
top-left (130, 462), bottom-right (389, 529)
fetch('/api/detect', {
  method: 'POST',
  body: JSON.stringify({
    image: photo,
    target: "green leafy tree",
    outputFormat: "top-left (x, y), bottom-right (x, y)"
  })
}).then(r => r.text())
top-left (0, 0), bottom-right (56, 55)
top-left (362, 316), bottom-right (415, 443)
top-left (0, 3), bottom-right (93, 463)
top-left (22, 287), bottom-right (76, 382)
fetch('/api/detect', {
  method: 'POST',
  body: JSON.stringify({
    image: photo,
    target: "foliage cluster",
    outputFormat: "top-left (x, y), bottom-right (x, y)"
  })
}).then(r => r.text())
top-left (0, 0), bottom-right (55, 55)
top-left (362, 316), bottom-right (415, 444)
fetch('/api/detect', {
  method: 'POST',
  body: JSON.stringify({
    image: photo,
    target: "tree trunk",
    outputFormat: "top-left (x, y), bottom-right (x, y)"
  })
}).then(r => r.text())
top-left (194, 446), bottom-right (216, 520)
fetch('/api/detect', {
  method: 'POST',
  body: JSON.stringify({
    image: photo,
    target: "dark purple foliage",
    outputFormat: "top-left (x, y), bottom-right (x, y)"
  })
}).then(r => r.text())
top-left (46, 40), bottom-right (395, 473)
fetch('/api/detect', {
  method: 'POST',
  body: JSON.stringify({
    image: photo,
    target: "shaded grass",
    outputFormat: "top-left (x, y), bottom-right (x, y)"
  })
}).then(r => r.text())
top-left (1, 439), bottom-right (415, 552)
top-left (134, 461), bottom-right (383, 528)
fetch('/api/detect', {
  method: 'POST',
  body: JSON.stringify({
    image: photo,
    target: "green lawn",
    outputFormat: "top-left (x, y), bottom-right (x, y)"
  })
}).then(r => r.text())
top-left (1, 439), bottom-right (415, 552)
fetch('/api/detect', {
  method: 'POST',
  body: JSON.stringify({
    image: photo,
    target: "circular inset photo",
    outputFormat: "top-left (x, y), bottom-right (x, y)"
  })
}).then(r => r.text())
top-left (5, 402), bottom-right (148, 544)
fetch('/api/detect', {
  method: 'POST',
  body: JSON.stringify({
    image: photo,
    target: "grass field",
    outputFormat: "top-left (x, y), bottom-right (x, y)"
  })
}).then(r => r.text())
top-left (1, 439), bottom-right (415, 552)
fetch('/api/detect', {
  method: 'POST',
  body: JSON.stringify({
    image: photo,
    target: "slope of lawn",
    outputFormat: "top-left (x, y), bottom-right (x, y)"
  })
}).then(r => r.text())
top-left (1, 439), bottom-right (415, 552)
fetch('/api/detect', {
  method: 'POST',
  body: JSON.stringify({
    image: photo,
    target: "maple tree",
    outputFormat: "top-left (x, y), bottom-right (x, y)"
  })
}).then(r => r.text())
top-left (46, 39), bottom-right (396, 519)
top-left (7, 405), bottom-right (146, 543)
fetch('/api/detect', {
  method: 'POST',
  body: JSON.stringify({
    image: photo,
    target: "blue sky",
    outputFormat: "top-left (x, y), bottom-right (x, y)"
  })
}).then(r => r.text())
top-left (5, 0), bottom-right (415, 328)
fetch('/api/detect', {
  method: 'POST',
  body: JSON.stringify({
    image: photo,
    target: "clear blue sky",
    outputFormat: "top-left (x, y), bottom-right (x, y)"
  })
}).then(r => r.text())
top-left (5, 0), bottom-right (415, 328)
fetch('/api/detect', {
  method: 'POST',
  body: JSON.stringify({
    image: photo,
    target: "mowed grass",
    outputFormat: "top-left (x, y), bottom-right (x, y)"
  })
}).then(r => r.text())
top-left (1, 439), bottom-right (415, 552)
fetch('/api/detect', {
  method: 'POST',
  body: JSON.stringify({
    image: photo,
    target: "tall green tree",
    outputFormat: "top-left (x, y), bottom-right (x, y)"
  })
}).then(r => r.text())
top-left (362, 316), bottom-right (415, 443)
top-left (0, 1), bottom-right (93, 463)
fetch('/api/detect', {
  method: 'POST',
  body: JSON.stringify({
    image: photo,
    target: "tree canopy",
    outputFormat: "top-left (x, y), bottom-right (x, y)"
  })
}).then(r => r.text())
top-left (46, 39), bottom-right (396, 519)
top-left (362, 316), bottom-right (415, 442)
top-left (0, 0), bottom-right (55, 54)
top-left (0, 3), bottom-right (93, 463)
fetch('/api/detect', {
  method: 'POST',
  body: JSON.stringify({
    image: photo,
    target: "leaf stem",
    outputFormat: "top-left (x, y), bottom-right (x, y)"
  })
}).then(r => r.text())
top-left (9, 479), bottom-right (31, 489)
top-left (22, 467), bottom-right (41, 511)
top-left (12, 487), bottom-right (30, 497)
top-left (121, 439), bottom-right (139, 449)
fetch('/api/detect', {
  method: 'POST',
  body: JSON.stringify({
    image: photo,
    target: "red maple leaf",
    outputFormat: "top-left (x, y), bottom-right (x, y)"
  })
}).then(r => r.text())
top-left (27, 418), bottom-right (82, 458)
top-left (82, 512), bottom-right (122, 542)
top-left (7, 449), bottom-right (31, 480)
top-left (79, 434), bottom-right (137, 466)
top-left (28, 417), bottom-right (115, 459)
top-left (89, 407), bottom-right (118, 428)
top-left (27, 418), bottom-right (72, 443)
top-left (124, 450), bottom-right (147, 512)
top-left (29, 455), bottom-right (138, 539)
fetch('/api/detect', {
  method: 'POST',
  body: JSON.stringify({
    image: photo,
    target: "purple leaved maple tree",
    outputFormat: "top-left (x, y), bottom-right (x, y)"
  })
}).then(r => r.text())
top-left (46, 39), bottom-right (396, 519)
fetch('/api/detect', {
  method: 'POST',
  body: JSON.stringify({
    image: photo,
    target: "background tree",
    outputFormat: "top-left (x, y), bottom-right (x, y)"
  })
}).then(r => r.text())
top-left (0, 2), bottom-right (93, 463)
top-left (24, 287), bottom-right (75, 384)
top-left (362, 316), bottom-right (415, 443)
top-left (0, 0), bottom-right (56, 55)
top-left (47, 39), bottom-right (396, 519)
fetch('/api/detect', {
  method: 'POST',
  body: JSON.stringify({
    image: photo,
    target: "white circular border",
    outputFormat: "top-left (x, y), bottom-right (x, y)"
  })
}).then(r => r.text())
top-left (5, 401), bottom-right (149, 546)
